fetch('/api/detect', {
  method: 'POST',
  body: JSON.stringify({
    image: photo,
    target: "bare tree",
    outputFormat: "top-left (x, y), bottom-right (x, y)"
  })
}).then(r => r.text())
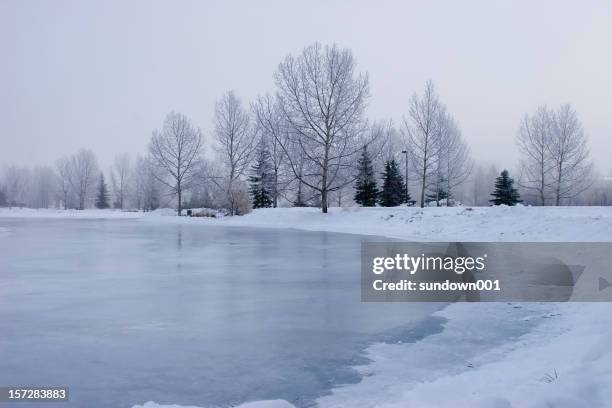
top-left (110, 153), bottom-right (131, 209)
top-left (517, 106), bottom-right (554, 205)
top-left (30, 166), bottom-right (57, 208)
top-left (402, 81), bottom-right (445, 207)
top-left (439, 113), bottom-right (473, 205)
top-left (214, 90), bottom-right (256, 215)
top-left (69, 149), bottom-right (99, 210)
top-left (133, 155), bottom-right (161, 211)
top-left (55, 156), bottom-right (73, 209)
top-left (548, 104), bottom-right (593, 205)
top-left (149, 111), bottom-right (202, 215)
top-left (3, 165), bottom-right (30, 207)
top-left (274, 43), bottom-right (370, 213)
top-left (252, 94), bottom-right (290, 207)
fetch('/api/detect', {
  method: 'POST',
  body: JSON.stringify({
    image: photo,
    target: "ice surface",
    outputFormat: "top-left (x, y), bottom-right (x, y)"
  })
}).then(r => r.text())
top-left (0, 219), bottom-right (439, 408)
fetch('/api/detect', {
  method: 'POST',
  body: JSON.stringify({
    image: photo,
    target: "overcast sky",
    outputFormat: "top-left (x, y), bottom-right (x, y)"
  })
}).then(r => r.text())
top-left (1, 0), bottom-right (611, 173)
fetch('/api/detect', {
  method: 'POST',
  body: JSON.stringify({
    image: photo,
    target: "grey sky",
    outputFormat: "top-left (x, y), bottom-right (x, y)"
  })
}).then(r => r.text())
top-left (1, 0), bottom-right (611, 173)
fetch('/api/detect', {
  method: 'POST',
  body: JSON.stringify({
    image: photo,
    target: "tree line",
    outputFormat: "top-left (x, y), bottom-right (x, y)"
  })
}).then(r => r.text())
top-left (0, 43), bottom-right (605, 213)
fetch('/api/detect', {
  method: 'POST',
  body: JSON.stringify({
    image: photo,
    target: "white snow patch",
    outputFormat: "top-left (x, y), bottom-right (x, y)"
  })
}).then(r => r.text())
top-left (172, 206), bottom-right (612, 242)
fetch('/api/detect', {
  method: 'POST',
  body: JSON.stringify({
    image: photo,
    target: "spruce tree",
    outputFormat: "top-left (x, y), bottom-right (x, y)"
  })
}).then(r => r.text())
top-left (379, 159), bottom-right (405, 207)
top-left (426, 175), bottom-right (449, 206)
top-left (354, 146), bottom-right (379, 206)
top-left (490, 169), bottom-right (522, 206)
top-left (95, 172), bottom-right (110, 209)
top-left (248, 142), bottom-right (274, 209)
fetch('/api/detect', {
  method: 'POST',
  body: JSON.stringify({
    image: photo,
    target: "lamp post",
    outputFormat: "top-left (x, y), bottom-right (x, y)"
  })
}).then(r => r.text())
top-left (401, 149), bottom-right (409, 205)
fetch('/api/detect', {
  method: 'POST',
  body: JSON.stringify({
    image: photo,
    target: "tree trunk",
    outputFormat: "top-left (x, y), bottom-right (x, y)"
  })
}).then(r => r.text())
top-left (273, 169), bottom-right (278, 208)
top-left (420, 165), bottom-right (427, 208)
top-left (177, 183), bottom-right (182, 216)
top-left (321, 189), bottom-right (328, 213)
top-left (321, 144), bottom-right (329, 213)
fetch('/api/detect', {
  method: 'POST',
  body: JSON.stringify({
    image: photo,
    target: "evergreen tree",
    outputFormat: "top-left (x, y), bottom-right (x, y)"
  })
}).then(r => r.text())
top-left (379, 159), bottom-right (405, 207)
top-left (95, 172), bottom-right (110, 209)
top-left (353, 146), bottom-right (379, 206)
top-left (248, 142), bottom-right (274, 209)
top-left (426, 175), bottom-right (449, 206)
top-left (490, 169), bottom-right (522, 206)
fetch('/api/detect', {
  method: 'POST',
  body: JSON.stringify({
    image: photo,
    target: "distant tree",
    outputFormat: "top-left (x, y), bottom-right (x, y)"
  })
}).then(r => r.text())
top-left (0, 187), bottom-right (7, 207)
top-left (490, 170), bottom-right (522, 206)
top-left (426, 174), bottom-right (449, 206)
top-left (214, 91), bottom-right (256, 215)
top-left (69, 149), bottom-right (99, 210)
top-left (402, 81), bottom-right (445, 208)
top-left (548, 104), bottom-right (593, 205)
top-left (252, 94), bottom-right (289, 208)
top-left (111, 153), bottom-right (131, 209)
top-left (293, 188), bottom-right (307, 207)
top-left (55, 156), bottom-right (73, 209)
top-left (379, 159), bottom-right (405, 207)
top-left (3, 165), bottom-right (30, 207)
top-left (354, 146), bottom-right (379, 206)
top-left (248, 140), bottom-right (274, 209)
top-left (149, 111), bottom-right (202, 216)
top-left (95, 172), bottom-right (110, 209)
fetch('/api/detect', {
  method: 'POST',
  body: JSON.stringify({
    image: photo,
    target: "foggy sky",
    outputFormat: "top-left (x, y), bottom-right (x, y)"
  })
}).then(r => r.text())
top-left (1, 0), bottom-right (611, 173)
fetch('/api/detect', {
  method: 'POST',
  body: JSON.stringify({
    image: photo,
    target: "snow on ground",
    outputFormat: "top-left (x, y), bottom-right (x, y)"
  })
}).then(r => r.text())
top-left (3, 205), bottom-right (612, 407)
top-left (195, 205), bottom-right (612, 242)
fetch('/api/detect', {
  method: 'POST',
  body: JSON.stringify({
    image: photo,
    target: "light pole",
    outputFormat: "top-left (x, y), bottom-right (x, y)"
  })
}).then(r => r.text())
top-left (401, 149), bottom-right (409, 205)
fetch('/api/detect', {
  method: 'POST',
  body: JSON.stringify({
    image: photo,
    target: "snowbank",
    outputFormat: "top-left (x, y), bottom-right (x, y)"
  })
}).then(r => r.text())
top-left (189, 205), bottom-right (612, 242)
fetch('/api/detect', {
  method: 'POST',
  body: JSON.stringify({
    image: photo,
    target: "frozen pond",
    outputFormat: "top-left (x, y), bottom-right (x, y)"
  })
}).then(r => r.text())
top-left (0, 219), bottom-right (441, 407)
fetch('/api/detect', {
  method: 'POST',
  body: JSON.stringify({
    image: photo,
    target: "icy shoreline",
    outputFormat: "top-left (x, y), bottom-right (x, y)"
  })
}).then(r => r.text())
top-left (2, 206), bottom-right (612, 407)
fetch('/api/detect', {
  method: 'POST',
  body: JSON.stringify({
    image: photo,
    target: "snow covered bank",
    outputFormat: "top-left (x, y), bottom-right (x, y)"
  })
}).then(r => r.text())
top-left (318, 302), bottom-right (612, 408)
top-left (179, 205), bottom-right (612, 242)
top-left (4, 205), bottom-right (612, 242)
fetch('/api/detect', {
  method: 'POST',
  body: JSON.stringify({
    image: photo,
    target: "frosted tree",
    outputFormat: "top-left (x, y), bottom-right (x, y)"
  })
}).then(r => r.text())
top-left (548, 104), bottom-right (592, 205)
top-left (274, 43), bottom-right (370, 213)
top-left (110, 153), bottom-right (131, 209)
top-left (214, 91), bottom-right (256, 215)
top-left (149, 111), bottom-right (202, 215)
top-left (517, 106), bottom-right (554, 205)
top-left (402, 81), bottom-right (445, 208)
top-left (3, 165), bottom-right (30, 207)
top-left (248, 140), bottom-right (274, 209)
top-left (133, 155), bottom-right (160, 212)
top-left (30, 166), bottom-right (57, 208)
top-left (435, 111), bottom-right (472, 206)
top-left (69, 149), bottom-right (99, 210)
top-left (252, 94), bottom-right (289, 208)
top-left (55, 156), bottom-right (73, 209)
